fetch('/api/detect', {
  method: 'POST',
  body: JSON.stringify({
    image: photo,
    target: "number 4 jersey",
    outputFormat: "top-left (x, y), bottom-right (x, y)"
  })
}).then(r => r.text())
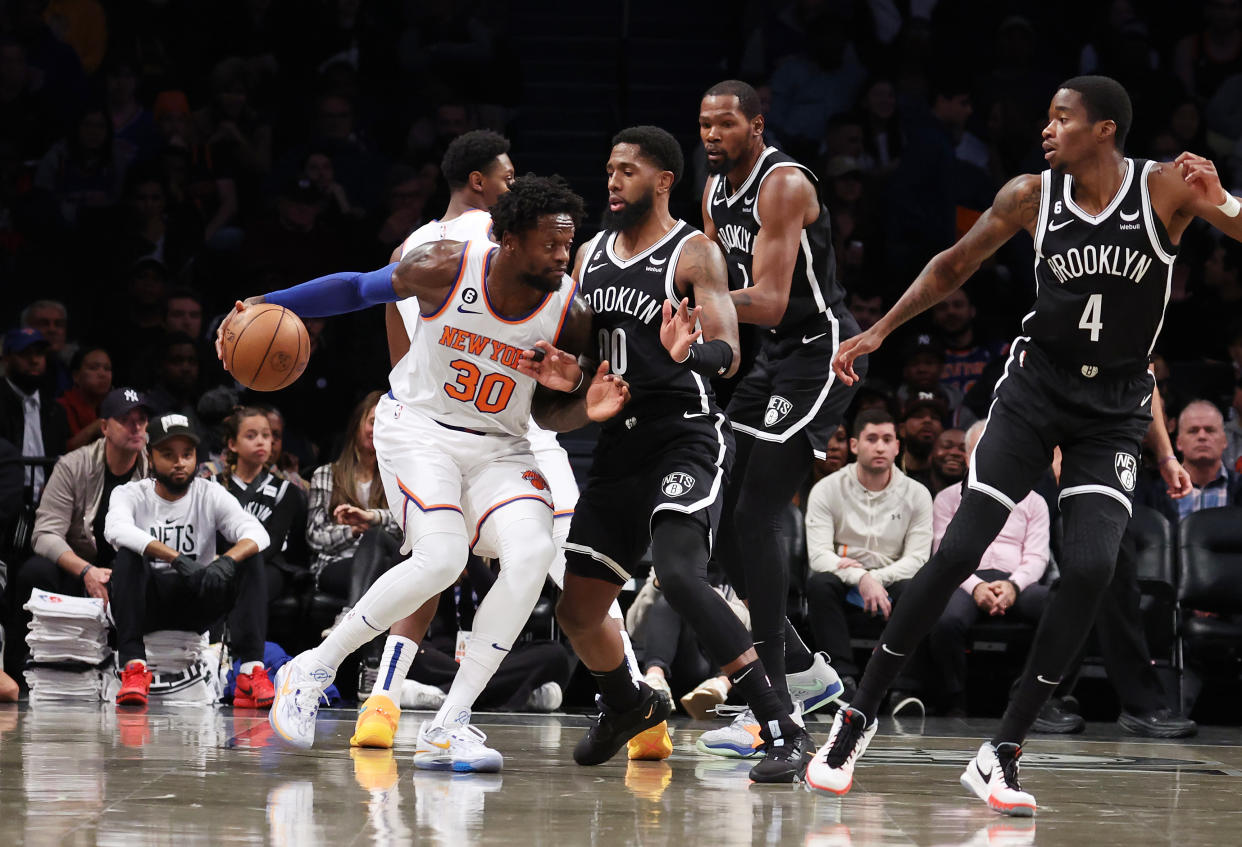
top-left (1027, 157), bottom-right (1176, 378)
top-left (388, 240), bottom-right (578, 436)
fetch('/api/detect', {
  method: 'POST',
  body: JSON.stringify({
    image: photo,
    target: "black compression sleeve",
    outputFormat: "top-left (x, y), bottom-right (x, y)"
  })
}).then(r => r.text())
top-left (685, 339), bottom-right (733, 376)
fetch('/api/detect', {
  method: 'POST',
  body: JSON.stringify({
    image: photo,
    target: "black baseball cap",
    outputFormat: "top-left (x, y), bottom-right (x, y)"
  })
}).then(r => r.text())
top-left (903, 387), bottom-right (950, 420)
top-left (147, 412), bottom-right (200, 448)
top-left (901, 332), bottom-right (946, 362)
top-left (100, 387), bottom-right (151, 420)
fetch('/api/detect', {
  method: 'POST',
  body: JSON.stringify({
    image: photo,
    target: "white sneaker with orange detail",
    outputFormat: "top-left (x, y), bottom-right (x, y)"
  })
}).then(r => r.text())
top-left (959, 741), bottom-right (1037, 817)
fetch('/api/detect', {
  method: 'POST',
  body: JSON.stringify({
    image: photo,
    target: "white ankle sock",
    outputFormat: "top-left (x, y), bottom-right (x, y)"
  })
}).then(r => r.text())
top-left (371, 635), bottom-right (418, 702)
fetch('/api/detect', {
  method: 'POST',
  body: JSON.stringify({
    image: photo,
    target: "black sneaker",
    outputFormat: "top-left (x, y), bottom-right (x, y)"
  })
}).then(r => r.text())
top-left (748, 726), bottom-right (816, 783)
top-left (1032, 697), bottom-right (1085, 734)
top-left (1118, 707), bottom-right (1197, 739)
top-left (574, 682), bottom-right (672, 766)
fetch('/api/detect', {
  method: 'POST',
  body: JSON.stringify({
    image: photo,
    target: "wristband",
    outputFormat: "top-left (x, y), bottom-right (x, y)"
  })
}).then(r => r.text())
top-left (571, 368), bottom-right (586, 393)
top-left (684, 339), bottom-right (734, 376)
top-left (1159, 455), bottom-right (1178, 466)
top-left (79, 563), bottom-right (93, 579)
top-left (1218, 194), bottom-right (1241, 218)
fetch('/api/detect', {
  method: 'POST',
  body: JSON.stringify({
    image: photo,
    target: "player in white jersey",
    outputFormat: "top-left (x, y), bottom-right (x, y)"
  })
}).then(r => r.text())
top-left (217, 175), bottom-right (630, 770)
top-left (350, 132), bottom-right (667, 757)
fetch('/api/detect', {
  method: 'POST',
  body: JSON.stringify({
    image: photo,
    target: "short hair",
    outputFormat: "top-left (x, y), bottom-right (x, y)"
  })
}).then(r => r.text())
top-left (165, 286), bottom-right (203, 308)
top-left (965, 420), bottom-right (986, 451)
top-left (703, 80), bottom-right (762, 119)
top-left (852, 407), bottom-right (895, 438)
top-left (20, 299), bottom-right (67, 326)
top-left (158, 331), bottom-right (197, 357)
top-left (490, 175), bottom-right (585, 239)
top-left (1058, 75), bottom-right (1132, 151)
top-left (441, 130), bottom-right (511, 190)
top-left (68, 344), bottom-right (110, 373)
top-left (1178, 398), bottom-right (1224, 428)
top-left (612, 125), bottom-right (684, 187)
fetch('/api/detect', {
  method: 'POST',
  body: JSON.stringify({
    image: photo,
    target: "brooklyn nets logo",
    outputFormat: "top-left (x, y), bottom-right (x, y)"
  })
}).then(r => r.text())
top-left (1081, 364), bottom-right (1099, 378)
top-left (662, 472), bottom-right (695, 497)
top-left (1115, 452), bottom-right (1137, 491)
top-left (764, 395), bottom-right (794, 427)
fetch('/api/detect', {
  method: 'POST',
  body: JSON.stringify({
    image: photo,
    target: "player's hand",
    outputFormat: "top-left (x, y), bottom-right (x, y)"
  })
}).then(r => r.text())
top-left (858, 572), bottom-right (892, 618)
top-left (585, 360), bottom-right (630, 422)
top-left (1174, 152), bottom-right (1230, 205)
top-left (972, 582), bottom-right (997, 613)
top-left (660, 297), bottom-right (703, 364)
top-left (334, 504), bottom-right (378, 534)
top-left (83, 566), bottom-right (111, 607)
top-left (517, 340), bottom-right (584, 392)
top-left (215, 298), bottom-right (264, 363)
top-left (832, 328), bottom-right (882, 386)
top-left (1160, 456), bottom-right (1193, 500)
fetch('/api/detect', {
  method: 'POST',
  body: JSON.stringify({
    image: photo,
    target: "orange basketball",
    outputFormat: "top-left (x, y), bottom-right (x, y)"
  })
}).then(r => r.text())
top-left (221, 304), bottom-right (310, 392)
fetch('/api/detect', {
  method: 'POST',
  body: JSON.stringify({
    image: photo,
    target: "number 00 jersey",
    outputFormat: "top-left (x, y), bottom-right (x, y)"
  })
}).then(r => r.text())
top-left (389, 240), bottom-right (577, 437)
top-left (1028, 158), bottom-right (1176, 377)
top-left (706, 146), bottom-right (846, 334)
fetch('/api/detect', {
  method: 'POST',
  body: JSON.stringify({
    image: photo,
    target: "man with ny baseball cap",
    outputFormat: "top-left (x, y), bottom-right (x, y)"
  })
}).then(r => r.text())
top-left (9, 388), bottom-right (153, 677)
top-left (104, 411), bottom-right (272, 708)
top-left (1, 327), bottom-right (70, 499)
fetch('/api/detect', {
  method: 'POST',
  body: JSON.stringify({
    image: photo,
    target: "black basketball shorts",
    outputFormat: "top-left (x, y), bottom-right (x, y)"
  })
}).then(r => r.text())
top-left (968, 338), bottom-right (1153, 515)
top-left (564, 409), bottom-right (735, 586)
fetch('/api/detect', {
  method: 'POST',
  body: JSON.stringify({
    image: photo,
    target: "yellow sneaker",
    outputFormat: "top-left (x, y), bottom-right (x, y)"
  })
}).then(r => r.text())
top-left (627, 720), bottom-right (673, 760)
top-left (350, 694), bottom-right (400, 748)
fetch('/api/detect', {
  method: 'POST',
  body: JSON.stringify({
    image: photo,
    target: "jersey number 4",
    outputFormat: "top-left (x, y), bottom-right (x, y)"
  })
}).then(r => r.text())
top-left (444, 359), bottom-right (516, 413)
top-left (1078, 293), bottom-right (1103, 342)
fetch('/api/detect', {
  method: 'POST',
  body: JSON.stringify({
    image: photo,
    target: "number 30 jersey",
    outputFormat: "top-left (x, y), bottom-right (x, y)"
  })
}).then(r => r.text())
top-left (389, 240), bottom-right (578, 437)
top-left (579, 221), bottom-right (719, 419)
top-left (1027, 158), bottom-right (1176, 378)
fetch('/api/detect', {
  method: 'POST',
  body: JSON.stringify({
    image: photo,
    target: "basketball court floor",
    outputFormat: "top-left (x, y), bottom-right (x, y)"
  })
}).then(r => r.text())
top-left (2, 703), bottom-right (1240, 846)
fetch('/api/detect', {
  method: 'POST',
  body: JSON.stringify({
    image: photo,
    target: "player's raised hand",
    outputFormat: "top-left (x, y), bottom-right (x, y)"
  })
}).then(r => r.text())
top-left (832, 328), bottom-right (881, 385)
top-left (517, 340), bottom-right (584, 392)
top-left (1175, 152), bottom-right (1229, 204)
top-left (1160, 455), bottom-right (1193, 500)
top-left (660, 297), bottom-right (703, 364)
top-left (585, 360), bottom-right (630, 422)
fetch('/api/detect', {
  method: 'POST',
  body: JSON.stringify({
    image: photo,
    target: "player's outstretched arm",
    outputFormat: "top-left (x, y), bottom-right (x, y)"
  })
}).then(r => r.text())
top-left (832, 173), bottom-right (1041, 385)
top-left (662, 235), bottom-right (741, 377)
top-left (1163, 152), bottom-right (1242, 243)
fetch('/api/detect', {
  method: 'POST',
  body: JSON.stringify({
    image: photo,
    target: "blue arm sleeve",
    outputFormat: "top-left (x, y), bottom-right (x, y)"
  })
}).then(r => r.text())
top-left (264, 263), bottom-right (400, 317)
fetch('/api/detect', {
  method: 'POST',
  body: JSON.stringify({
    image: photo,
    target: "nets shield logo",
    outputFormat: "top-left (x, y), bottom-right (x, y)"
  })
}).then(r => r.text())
top-left (522, 470), bottom-right (549, 491)
top-left (1081, 365), bottom-right (1099, 378)
top-left (661, 472), bottom-right (695, 497)
top-left (1115, 452), bottom-right (1137, 492)
top-left (764, 395), bottom-right (794, 427)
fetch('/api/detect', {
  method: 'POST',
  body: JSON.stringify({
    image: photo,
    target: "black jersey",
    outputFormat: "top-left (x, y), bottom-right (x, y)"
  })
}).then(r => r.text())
top-left (706, 147), bottom-right (846, 334)
top-left (1027, 158), bottom-right (1176, 378)
top-left (579, 220), bottom-right (721, 420)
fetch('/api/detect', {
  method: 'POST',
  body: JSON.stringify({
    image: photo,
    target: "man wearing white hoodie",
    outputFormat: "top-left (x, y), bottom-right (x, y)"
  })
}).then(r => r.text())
top-left (804, 408), bottom-right (934, 696)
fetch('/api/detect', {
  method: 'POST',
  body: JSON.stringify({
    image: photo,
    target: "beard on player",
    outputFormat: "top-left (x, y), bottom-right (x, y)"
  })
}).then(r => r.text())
top-left (601, 186), bottom-right (655, 232)
top-left (704, 149), bottom-right (739, 176)
top-left (519, 268), bottom-right (565, 293)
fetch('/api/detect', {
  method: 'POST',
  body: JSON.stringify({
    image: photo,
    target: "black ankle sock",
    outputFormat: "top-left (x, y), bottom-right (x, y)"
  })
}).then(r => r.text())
top-left (730, 659), bottom-right (798, 738)
top-left (591, 661), bottom-right (642, 711)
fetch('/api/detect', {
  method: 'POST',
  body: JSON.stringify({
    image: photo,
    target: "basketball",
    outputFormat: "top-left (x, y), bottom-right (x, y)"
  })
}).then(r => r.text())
top-left (220, 304), bottom-right (310, 392)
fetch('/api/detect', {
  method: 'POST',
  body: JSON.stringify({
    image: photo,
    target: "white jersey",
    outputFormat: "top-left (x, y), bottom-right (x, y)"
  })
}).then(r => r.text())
top-left (390, 238), bottom-right (576, 437)
top-left (389, 210), bottom-right (564, 449)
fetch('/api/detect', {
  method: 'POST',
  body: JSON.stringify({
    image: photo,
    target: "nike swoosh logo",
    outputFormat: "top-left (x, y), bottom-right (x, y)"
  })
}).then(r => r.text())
top-left (744, 195), bottom-right (756, 204)
top-left (587, 263), bottom-right (607, 273)
top-left (1047, 219), bottom-right (1072, 231)
top-left (1119, 208), bottom-right (1140, 222)
top-left (880, 643), bottom-right (905, 657)
top-left (976, 763), bottom-right (991, 782)
top-left (643, 703), bottom-right (655, 719)
top-left (457, 305), bottom-right (481, 314)
top-left (1141, 393), bottom-right (1152, 406)
top-left (1036, 674), bottom-right (1060, 686)
top-left (683, 411), bottom-right (707, 419)
top-left (649, 256), bottom-right (668, 265)
top-left (802, 332), bottom-right (827, 344)
top-left (491, 643), bottom-right (510, 652)
top-left (713, 195), bottom-right (725, 206)
top-left (164, 517), bottom-right (177, 524)
top-left (733, 668), bottom-right (753, 683)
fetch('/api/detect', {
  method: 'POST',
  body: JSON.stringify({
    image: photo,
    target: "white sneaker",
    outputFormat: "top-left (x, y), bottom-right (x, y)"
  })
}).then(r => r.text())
top-left (268, 654), bottom-right (335, 749)
top-left (400, 679), bottom-right (447, 710)
top-left (804, 707), bottom-right (877, 796)
top-left (695, 706), bottom-right (764, 759)
top-left (959, 742), bottom-right (1037, 817)
top-left (525, 681), bottom-right (563, 712)
top-left (679, 676), bottom-right (729, 720)
top-left (413, 719), bottom-right (504, 773)
top-left (787, 652), bottom-right (845, 715)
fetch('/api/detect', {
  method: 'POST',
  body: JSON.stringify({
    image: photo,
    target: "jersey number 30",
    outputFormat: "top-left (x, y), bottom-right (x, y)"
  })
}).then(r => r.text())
top-left (1079, 294), bottom-right (1103, 342)
top-left (444, 359), bottom-right (515, 413)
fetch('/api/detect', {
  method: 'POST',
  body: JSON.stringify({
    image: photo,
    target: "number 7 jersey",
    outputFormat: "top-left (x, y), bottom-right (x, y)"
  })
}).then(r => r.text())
top-left (389, 240), bottom-right (579, 436)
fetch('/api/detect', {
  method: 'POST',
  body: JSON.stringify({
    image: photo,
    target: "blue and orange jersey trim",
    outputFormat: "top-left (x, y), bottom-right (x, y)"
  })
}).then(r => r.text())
top-left (395, 477), bottom-right (463, 538)
top-left (469, 494), bottom-right (553, 550)
top-left (420, 241), bottom-right (473, 321)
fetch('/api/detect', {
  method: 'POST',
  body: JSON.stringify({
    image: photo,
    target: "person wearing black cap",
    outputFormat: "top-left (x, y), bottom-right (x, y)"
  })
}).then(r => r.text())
top-left (899, 387), bottom-right (949, 479)
top-left (0, 327), bottom-right (71, 498)
top-left (104, 412), bottom-right (270, 708)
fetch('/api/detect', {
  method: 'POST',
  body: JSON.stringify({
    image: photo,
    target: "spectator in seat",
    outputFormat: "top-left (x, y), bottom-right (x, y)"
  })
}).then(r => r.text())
top-left (104, 413), bottom-right (270, 708)
top-left (164, 288), bottom-right (204, 342)
top-left (847, 289), bottom-right (884, 333)
top-left (896, 333), bottom-right (968, 424)
top-left (1, 328), bottom-right (70, 499)
top-left (306, 391), bottom-right (402, 606)
top-left (1226, 376), bottom-right (1242, 472)
top-left (1140, 399), bottom-right (1242, 521)
top-left (144, 332), bottom-right (202, 427)
top-left (898, 387), bottom-right (948, 479)
top-left (804, 408), bottom-right (934, 704)
top-left (908, 427), bottom-right (967, 497)
top-left (15, 389), bottom-right (149, 665)
top-left (201, 406), bottom-right (308, 607)
top-left (20, 299), bottom-right (72, 396)
top-left (926, 421), bottom-right (1051, 716)
top-left (261, 405), bottom-right (309, 492)
top-left (57, 345), bottom-right (112, 450)
top-left (932, 288), bottom-right (1002, 398)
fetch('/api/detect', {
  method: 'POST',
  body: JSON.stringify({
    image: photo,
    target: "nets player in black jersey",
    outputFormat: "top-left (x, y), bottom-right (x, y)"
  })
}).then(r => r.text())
top-left (806, 75), bottom-right (1242, 816)
top-left (697, 80), bottom-right (857, 726)
top-left (523, 126), bottom-right (817, 782)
